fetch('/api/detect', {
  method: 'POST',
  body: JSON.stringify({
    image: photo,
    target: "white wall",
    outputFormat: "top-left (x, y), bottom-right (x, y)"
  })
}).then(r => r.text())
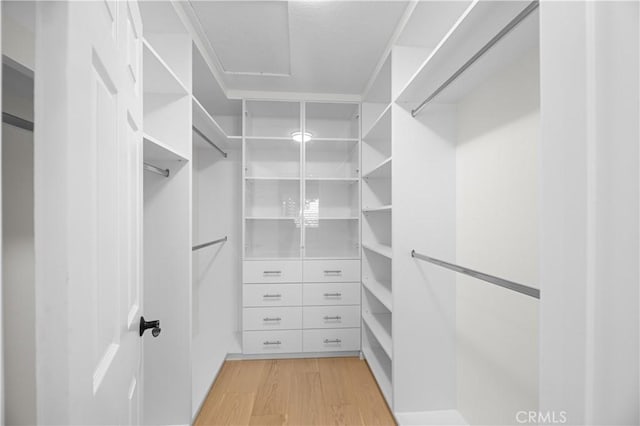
top-left (191, 144), bottom-right (242, 418)
top-left (456, 49), bottom-right (539, 425)
top-left (539, 2), bottom-right (639, 425)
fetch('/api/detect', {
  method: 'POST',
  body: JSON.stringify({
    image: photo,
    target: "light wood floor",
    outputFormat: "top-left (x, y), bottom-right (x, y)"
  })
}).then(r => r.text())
top-left (194, 357), bottom-right (396, 426)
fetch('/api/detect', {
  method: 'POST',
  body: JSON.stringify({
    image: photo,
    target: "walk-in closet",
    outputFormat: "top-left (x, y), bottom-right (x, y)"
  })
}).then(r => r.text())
top-left (1, 1), bottom-right (638, 425)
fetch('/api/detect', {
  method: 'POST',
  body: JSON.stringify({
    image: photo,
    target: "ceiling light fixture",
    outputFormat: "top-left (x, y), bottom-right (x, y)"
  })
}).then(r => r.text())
top-left (291, 131), bottom-right (312, 143)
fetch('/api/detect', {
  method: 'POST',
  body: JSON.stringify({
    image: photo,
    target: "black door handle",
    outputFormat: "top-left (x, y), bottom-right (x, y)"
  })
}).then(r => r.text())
top-left (140, 316), bottom-right (161, 337)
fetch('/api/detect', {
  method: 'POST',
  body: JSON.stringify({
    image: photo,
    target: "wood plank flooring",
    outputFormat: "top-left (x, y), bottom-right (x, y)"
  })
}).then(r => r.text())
top-left (194, 357), bottom-right (396, 426)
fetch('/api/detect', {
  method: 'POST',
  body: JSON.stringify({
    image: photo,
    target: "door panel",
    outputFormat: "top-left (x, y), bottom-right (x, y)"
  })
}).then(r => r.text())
top-left (34, 1), bottom-right (143, 424)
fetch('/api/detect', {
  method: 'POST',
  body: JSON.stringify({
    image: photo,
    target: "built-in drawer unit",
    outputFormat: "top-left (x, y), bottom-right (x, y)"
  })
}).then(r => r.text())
top-left (303, 259), bottom-right (361, 283)
top-left (303, 305), bottom-right (361, 329)
top-left (303, 328), bottom-right (361, 352)
top-left (303, 282), bottom-right (361, 306)
top-left (243, 330), bottom-right (303, 354)
top-left (243, 307), bottom-right (303, 331)
top-left (243, 260), bottom-right (303, 283)
top-left (243, 283), bottom-right (302, 307)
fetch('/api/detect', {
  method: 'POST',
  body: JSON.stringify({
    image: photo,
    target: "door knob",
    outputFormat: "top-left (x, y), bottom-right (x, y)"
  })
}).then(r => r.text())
top-left (139, 316), bottom-right (161, 337)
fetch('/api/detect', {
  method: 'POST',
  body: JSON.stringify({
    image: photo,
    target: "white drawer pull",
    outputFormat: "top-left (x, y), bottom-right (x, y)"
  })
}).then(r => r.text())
top-left (323, 292), bottom-right (342, 297)
top-left (263, 270), bottom-right (282, 275)
top-left (324, 270), bottom-right (342, 275)
top-left (263, 340), bottom-right (281, 345)
top-left (324, 338), bottom-right (342, 344)
top-left (263, 294), bottom-right (282, 298)
top-left (323, 315), bottom-right (342, 321)
top-left (263, 317), bottom-right (282, 322)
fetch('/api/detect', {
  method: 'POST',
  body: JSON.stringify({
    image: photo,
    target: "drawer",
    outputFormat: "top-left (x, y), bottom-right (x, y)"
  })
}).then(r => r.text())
top-left (243, 284), bottom-right (302, 307)
top-left (303, 282), bottom-right (361, 306)
top-left (243, 260), bottom-right (302, 284)
top-left (303, 260), bottom-right (360, 283)
top-left (303, 328), bottom-right (361, 352)
top-left (243, 330), bottom-right (302, 354)
top-left (303, 306), bottom-right (361, 329)
top-left (243, 307), bottom-right (302, 331)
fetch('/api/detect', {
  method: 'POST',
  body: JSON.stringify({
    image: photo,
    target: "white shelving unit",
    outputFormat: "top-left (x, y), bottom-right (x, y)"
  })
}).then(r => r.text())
top-left (241, 100), bottom-right (362, 356)
top-left (361, 51), bottom-right (394, 409)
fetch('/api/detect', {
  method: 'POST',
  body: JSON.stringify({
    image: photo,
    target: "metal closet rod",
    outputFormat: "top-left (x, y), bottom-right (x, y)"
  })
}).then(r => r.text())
top-left (143, 162), bottom-right (170, 178)
top-left (411, 0), bottom-right (539, 118)
top-left (192, 126), bottom-right (228, 158)
top-left (411, 249), bottom-right (540, 299)
top-left (192, 236), bottom-right (228, 251)
top-left (2, 112), bottom-right (34, 132)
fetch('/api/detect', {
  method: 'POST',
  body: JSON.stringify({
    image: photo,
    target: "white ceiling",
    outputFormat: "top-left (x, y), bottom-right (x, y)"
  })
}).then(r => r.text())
top-left (188, 1), bottom-right (409, 96)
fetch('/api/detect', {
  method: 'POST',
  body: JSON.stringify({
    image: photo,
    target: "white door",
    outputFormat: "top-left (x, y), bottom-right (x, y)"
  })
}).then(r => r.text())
top-left (34, 1), bottom-right (144, 424)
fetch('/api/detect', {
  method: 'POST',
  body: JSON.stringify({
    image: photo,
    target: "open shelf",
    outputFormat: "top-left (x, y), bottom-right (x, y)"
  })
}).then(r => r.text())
top-left (304, 217), bottom-right (359, 259)
top-left (363, 157), bottom-right (392, 179)
top-left (397, 1), bottom-right (537, 105)
top-left (192, 44), bottom-right (242, 137)
top-left (305, 178), bottom-right (359, 182)
top-left (245, 101), bottom-right (300, 138)
top-left (363, 103), bottom-right (392, 141)
top-left (362, 242), bottom-right (392, 259)
top-left (143, 133), bottom-right (187, 162)
top-left (311, 137), bottom-right (359, 142)
top-left (245, 178), bottom-right (300, 218)
top-left (362, 324), bottom-right (393, 405)
top-left (305, 138), bottom-right (359, 179)
top-left (305, 102), bottom-right (359, 140)
top-left (245, 177), bottom-right (300, 181)
top-left (245, 138), bottom-right (300, 178)
top-left (143, 40), bottom-right (188, 95)
top-left (363, 205), bottom-right (392, 213)
top-left (305, 179), bottom-right (359, 218)
top-left (192, 96), bottom-right (229, 145)
top-left (244, 218), bottom-right (301, 259)
top-left (362, 310), bottom-right (393, 360)
top-left (362, 278), bottom-right (392, 312)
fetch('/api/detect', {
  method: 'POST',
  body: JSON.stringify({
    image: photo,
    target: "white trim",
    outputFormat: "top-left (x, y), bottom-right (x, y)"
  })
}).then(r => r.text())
top-left (361, 1), bottom-right (419, 100)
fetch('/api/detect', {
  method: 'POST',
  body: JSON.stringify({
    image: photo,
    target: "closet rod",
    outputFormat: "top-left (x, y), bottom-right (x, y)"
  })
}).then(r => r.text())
top-left (410, 0), bottom-right (539, 118)
top-left (2, 112), bottom-right (34, 132)
top-left (411, 250), bottom-right (540, 299)
top-left (192, 236), bottom-right (227, 251)
top-left (192, 126), bottom-right (228, 158)
top-left (143, 162), bottom-right (170, 178)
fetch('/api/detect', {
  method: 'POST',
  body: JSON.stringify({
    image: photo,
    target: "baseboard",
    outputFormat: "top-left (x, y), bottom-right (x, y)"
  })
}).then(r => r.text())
top-left (225, 351), bottom-right (360, 360)
top-left (395, 409), bottom-right (468, 426)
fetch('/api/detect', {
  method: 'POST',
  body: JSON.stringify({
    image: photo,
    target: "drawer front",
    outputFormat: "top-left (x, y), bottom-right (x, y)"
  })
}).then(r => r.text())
top-left (243, 284), bottom-right (302, 307)
top-left (243, 260), bottom-right (302, 284)
top-left (243, 330), bottom-right (302, 354)
top-left (303, 306), bottom-right (361, 329)
top-left (303, 328), bottom-right (361, 352)
top-left (303, 260), bottom-right (360, 283)
top-left (243, 307), bottom-right (302, 331)
top-left (303, 282), bottom-right (361, 306)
